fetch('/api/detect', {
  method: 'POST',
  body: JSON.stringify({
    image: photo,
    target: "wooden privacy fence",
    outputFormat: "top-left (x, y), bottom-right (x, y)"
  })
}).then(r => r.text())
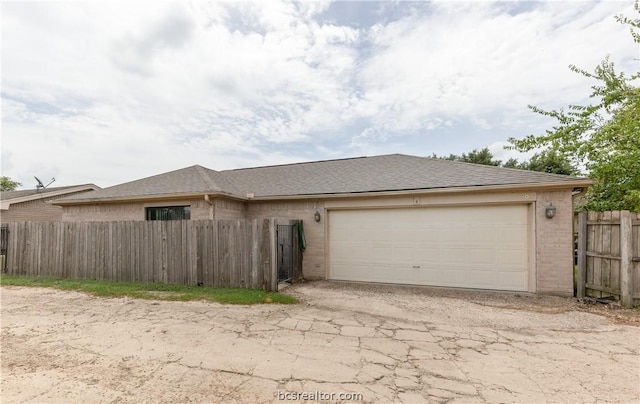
top-left (4, 219), bottom-right (280, 291)
top-left (576, 211), bottom-right (640, 307)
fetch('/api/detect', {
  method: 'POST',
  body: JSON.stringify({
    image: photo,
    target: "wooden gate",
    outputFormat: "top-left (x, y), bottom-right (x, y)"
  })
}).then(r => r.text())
top-left (276, 221), bottom-right (304, 283)
top-left (576, 211), bottom-right (640, 307)
top-left (0, 225), bottom-right (7, 272)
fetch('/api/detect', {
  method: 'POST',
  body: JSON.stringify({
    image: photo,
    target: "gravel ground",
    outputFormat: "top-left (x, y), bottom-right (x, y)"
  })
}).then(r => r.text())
top-left (2, 282), bottom-right (639, 403)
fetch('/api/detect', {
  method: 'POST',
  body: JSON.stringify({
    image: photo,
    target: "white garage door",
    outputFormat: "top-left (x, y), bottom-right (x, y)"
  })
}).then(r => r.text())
top-left (329, 205), bottom-right (529, 291)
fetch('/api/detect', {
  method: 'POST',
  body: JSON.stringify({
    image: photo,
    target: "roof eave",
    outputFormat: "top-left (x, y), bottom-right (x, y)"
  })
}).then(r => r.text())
top-left (51, 179), bottom-right (593, 205)
top-left (248, 180), bottom-right (594, 201)
top-left (52, 191), bottom-right (249, 206)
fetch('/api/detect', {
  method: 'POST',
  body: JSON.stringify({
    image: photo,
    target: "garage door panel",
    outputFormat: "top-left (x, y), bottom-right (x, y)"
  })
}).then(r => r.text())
top-left (413, 248), bottom-right (445, 263)
top-left (499, 271), bottom-right (529, 290)
top-left (464, 249), bottom-right (497, 265)
top-left (329, 205), bottom-right (529, 292)
top-left (498, 249), bottom-right (528, 266)
top-left (334, 246), bottom-right (414, 263)
top-left (498, 227), bottom-right (527, 243)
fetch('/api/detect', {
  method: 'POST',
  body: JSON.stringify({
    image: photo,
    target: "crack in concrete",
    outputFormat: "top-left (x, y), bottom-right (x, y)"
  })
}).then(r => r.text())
top-left (2, 284), bottom-right (639, 403)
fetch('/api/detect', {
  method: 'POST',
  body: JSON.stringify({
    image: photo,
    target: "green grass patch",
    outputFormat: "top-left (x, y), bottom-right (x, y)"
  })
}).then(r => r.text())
top-left (0, 275), bottom-right (297, 305)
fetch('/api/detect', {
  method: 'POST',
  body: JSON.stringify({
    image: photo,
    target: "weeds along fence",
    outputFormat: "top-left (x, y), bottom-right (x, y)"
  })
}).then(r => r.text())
top-left (576, 211), bottom-right (640, 307)
top-left (4, 219), bottom-right (279, 291)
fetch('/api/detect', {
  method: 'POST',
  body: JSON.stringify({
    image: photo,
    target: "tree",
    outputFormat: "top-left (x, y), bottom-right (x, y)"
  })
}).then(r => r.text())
top-left (508, 2), bottom-right (640, 212)
top-left (433, 147), bottom-right (502, 166)
top-left (516, 150), bottom-right (579, 175)
top-left (433, 148), bottom-right (578, 175)
top-left (0, 176), bottom-right (21, 191)
top-left (502, 158), bottom-right (520, 169)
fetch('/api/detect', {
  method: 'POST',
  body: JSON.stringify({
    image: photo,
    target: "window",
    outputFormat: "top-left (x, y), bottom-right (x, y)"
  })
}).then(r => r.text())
top-left (145, 206), bottom-right (191, 221)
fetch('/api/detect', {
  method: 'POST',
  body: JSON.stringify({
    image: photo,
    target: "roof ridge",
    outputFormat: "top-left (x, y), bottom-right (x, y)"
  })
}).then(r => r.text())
top-left (222, 155), bottom-right (395, 172)
top-left (193, 165), bottom-right (223, 192)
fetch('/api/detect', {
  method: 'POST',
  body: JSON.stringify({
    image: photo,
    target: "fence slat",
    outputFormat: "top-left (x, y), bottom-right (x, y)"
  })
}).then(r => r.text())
top-left (3, 219), bottom-right (283, 291)
top-left (620, 211), bottom-right (633, 307)
top-left (580, 210), bottom-right (638, 307)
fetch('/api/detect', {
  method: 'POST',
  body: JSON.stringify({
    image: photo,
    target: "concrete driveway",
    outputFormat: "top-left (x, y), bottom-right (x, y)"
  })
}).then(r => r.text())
top-left (2, 282), bottom-right (639, 403)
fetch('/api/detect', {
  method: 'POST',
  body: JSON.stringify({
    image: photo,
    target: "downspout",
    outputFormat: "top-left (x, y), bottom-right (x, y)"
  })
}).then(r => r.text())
top-left (204, 195), bottom-right (215, 220)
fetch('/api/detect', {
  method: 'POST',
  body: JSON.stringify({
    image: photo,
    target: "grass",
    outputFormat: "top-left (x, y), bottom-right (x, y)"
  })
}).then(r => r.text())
top-left (0, 275), bottom-right (297, 305)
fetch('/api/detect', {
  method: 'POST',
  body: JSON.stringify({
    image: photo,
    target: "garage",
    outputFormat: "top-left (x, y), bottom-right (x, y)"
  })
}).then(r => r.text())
top-left (328, 204), bottom-right (530, 292)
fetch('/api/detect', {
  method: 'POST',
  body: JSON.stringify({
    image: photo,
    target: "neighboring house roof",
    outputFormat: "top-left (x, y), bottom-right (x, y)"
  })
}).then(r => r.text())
top-left (1, 184), bottom-right (100, 210)
top-left (55, 154), bottom-right (593, 205)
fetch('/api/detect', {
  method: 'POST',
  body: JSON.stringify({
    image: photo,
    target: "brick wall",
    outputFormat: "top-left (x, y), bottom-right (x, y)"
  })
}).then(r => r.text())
top-left (1, 190), bottom-right (94, 223)
top-left (247, 200), bottom-right (326, 279)
top-left (1, 199), bottom-right (63, 223)
top-left (62, 198), bottom-right (211, 221)
top-left (214, 199), bottom-right (247, 220)
top-left (535, 190), bottom-right (574, 296)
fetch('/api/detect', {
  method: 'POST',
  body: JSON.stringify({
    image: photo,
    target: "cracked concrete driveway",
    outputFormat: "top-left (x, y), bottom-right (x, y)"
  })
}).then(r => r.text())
top-left (2, 282), bottom-right (639, 403)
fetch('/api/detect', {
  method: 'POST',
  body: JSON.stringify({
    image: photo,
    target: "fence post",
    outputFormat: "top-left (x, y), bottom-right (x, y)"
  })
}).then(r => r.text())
top-left (577, 211), bottom-right (587, 299)
top-left (269, 218), bottom-right (277, 292)
top-left (620, 210), bottom-right (633, 308)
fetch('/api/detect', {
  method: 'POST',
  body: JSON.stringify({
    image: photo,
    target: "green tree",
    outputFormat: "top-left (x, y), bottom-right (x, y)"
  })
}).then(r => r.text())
top-left (434, 147), bottom-right (578, 173)
top-left (0, 176), bottom-right (21, 191)
top-left (433, 147), bottom-right (502, 166)
top-left (503, 158), bottom-right (521, 169)
top-left (508, 2), bottom-right (640, 211)
top-left (461, 148), bottom-right (501, 166)
top-left (521, 150), bottom-right (579, 175)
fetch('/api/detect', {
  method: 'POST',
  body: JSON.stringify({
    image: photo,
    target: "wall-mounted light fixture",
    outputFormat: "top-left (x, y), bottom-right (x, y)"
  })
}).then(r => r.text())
top-left (545, 203), bottom-right (556, 219)
top-left (314, 210), bottom-right (321, 222)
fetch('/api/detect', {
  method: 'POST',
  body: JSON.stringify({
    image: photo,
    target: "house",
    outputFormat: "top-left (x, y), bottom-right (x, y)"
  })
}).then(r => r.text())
top-left (54, 154), bottom-right (592, 296)
top-left (1, 184), bottom-right (100, 224)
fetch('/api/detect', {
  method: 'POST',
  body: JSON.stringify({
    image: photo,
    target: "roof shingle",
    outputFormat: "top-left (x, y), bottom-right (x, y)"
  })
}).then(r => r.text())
top-left (1, 184), bottom-right (98, 201)
top-left (58, 154), bottom-right (591, 203)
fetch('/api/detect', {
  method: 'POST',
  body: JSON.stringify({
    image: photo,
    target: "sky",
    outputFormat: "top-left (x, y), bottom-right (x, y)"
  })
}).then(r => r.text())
top-left (1, 0), bottom-right (638, 189)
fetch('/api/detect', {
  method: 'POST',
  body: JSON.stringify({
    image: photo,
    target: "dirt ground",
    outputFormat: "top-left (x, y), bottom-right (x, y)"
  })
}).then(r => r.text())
top-left (1, 281), bottom-right (639, 403)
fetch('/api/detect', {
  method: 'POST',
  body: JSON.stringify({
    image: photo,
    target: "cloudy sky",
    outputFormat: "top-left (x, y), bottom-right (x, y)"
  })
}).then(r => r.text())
top-left (1, 1), bottom-right (637, 189)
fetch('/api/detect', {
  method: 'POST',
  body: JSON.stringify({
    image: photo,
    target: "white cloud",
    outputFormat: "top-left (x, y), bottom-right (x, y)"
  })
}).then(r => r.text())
top-left (1, 1), bottom-right (636, 188)
top-left (356, 1), bottom-right (635, 136)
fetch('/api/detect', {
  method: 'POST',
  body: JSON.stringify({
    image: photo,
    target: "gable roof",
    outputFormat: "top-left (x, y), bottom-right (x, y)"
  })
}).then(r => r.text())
top-left (55, 154), bottom-right (592, 205)
top-left (1, 184), bottom-right (100, 210)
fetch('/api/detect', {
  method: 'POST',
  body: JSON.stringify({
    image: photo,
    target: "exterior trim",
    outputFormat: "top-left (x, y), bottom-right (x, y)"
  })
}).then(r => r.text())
top-left (52, 180), bottom-right (593, 207)
top-left (53, 191), bottom-right (247, 206)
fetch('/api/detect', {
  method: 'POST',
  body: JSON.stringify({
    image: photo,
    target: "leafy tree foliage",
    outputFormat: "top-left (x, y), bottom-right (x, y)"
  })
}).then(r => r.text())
top-left (433, 147), bottom-right (501, 166)
top-left (0, 176), bottom-right (21, 191)
top-left (503, 150), bottom-right (579, 175)
top-left (508, 3), bottom-right (640, 212)
top-left (432, 148), bottom-right (578, 175)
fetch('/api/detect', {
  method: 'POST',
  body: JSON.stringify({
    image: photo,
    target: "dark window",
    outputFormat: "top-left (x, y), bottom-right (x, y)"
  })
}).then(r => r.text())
top-left (145, 206), bottom-right (191, 221)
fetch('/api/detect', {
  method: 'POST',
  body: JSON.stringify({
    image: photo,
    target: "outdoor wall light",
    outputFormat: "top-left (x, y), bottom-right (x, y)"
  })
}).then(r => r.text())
top-left (314, 210), bottom-right (321, 222)
top-left (545, 203), bottom-right (556, 219)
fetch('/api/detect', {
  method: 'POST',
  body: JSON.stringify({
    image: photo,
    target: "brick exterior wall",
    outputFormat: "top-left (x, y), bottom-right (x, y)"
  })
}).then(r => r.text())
top-left (214, 199), bottom-right (247, 220)
top-left (535, 190), bottom-right (574, 296)
top-left (1, 190), bottom-right (95, 224)
top-left (62, 198), bottom-right (212, 221)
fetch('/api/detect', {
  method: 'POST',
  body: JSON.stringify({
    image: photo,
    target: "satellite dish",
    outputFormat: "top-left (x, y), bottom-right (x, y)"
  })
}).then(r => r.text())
top-left (34, 176), bottom-right (55, 191)
top-left (34, 176), bottom-right (45, 190)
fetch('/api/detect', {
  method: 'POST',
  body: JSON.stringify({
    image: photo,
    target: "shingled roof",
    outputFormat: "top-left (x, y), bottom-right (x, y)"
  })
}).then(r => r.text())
top-left (56, 154), bottom-right (591, 204)
top-left (1, 184), bottom-right (100, 209)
